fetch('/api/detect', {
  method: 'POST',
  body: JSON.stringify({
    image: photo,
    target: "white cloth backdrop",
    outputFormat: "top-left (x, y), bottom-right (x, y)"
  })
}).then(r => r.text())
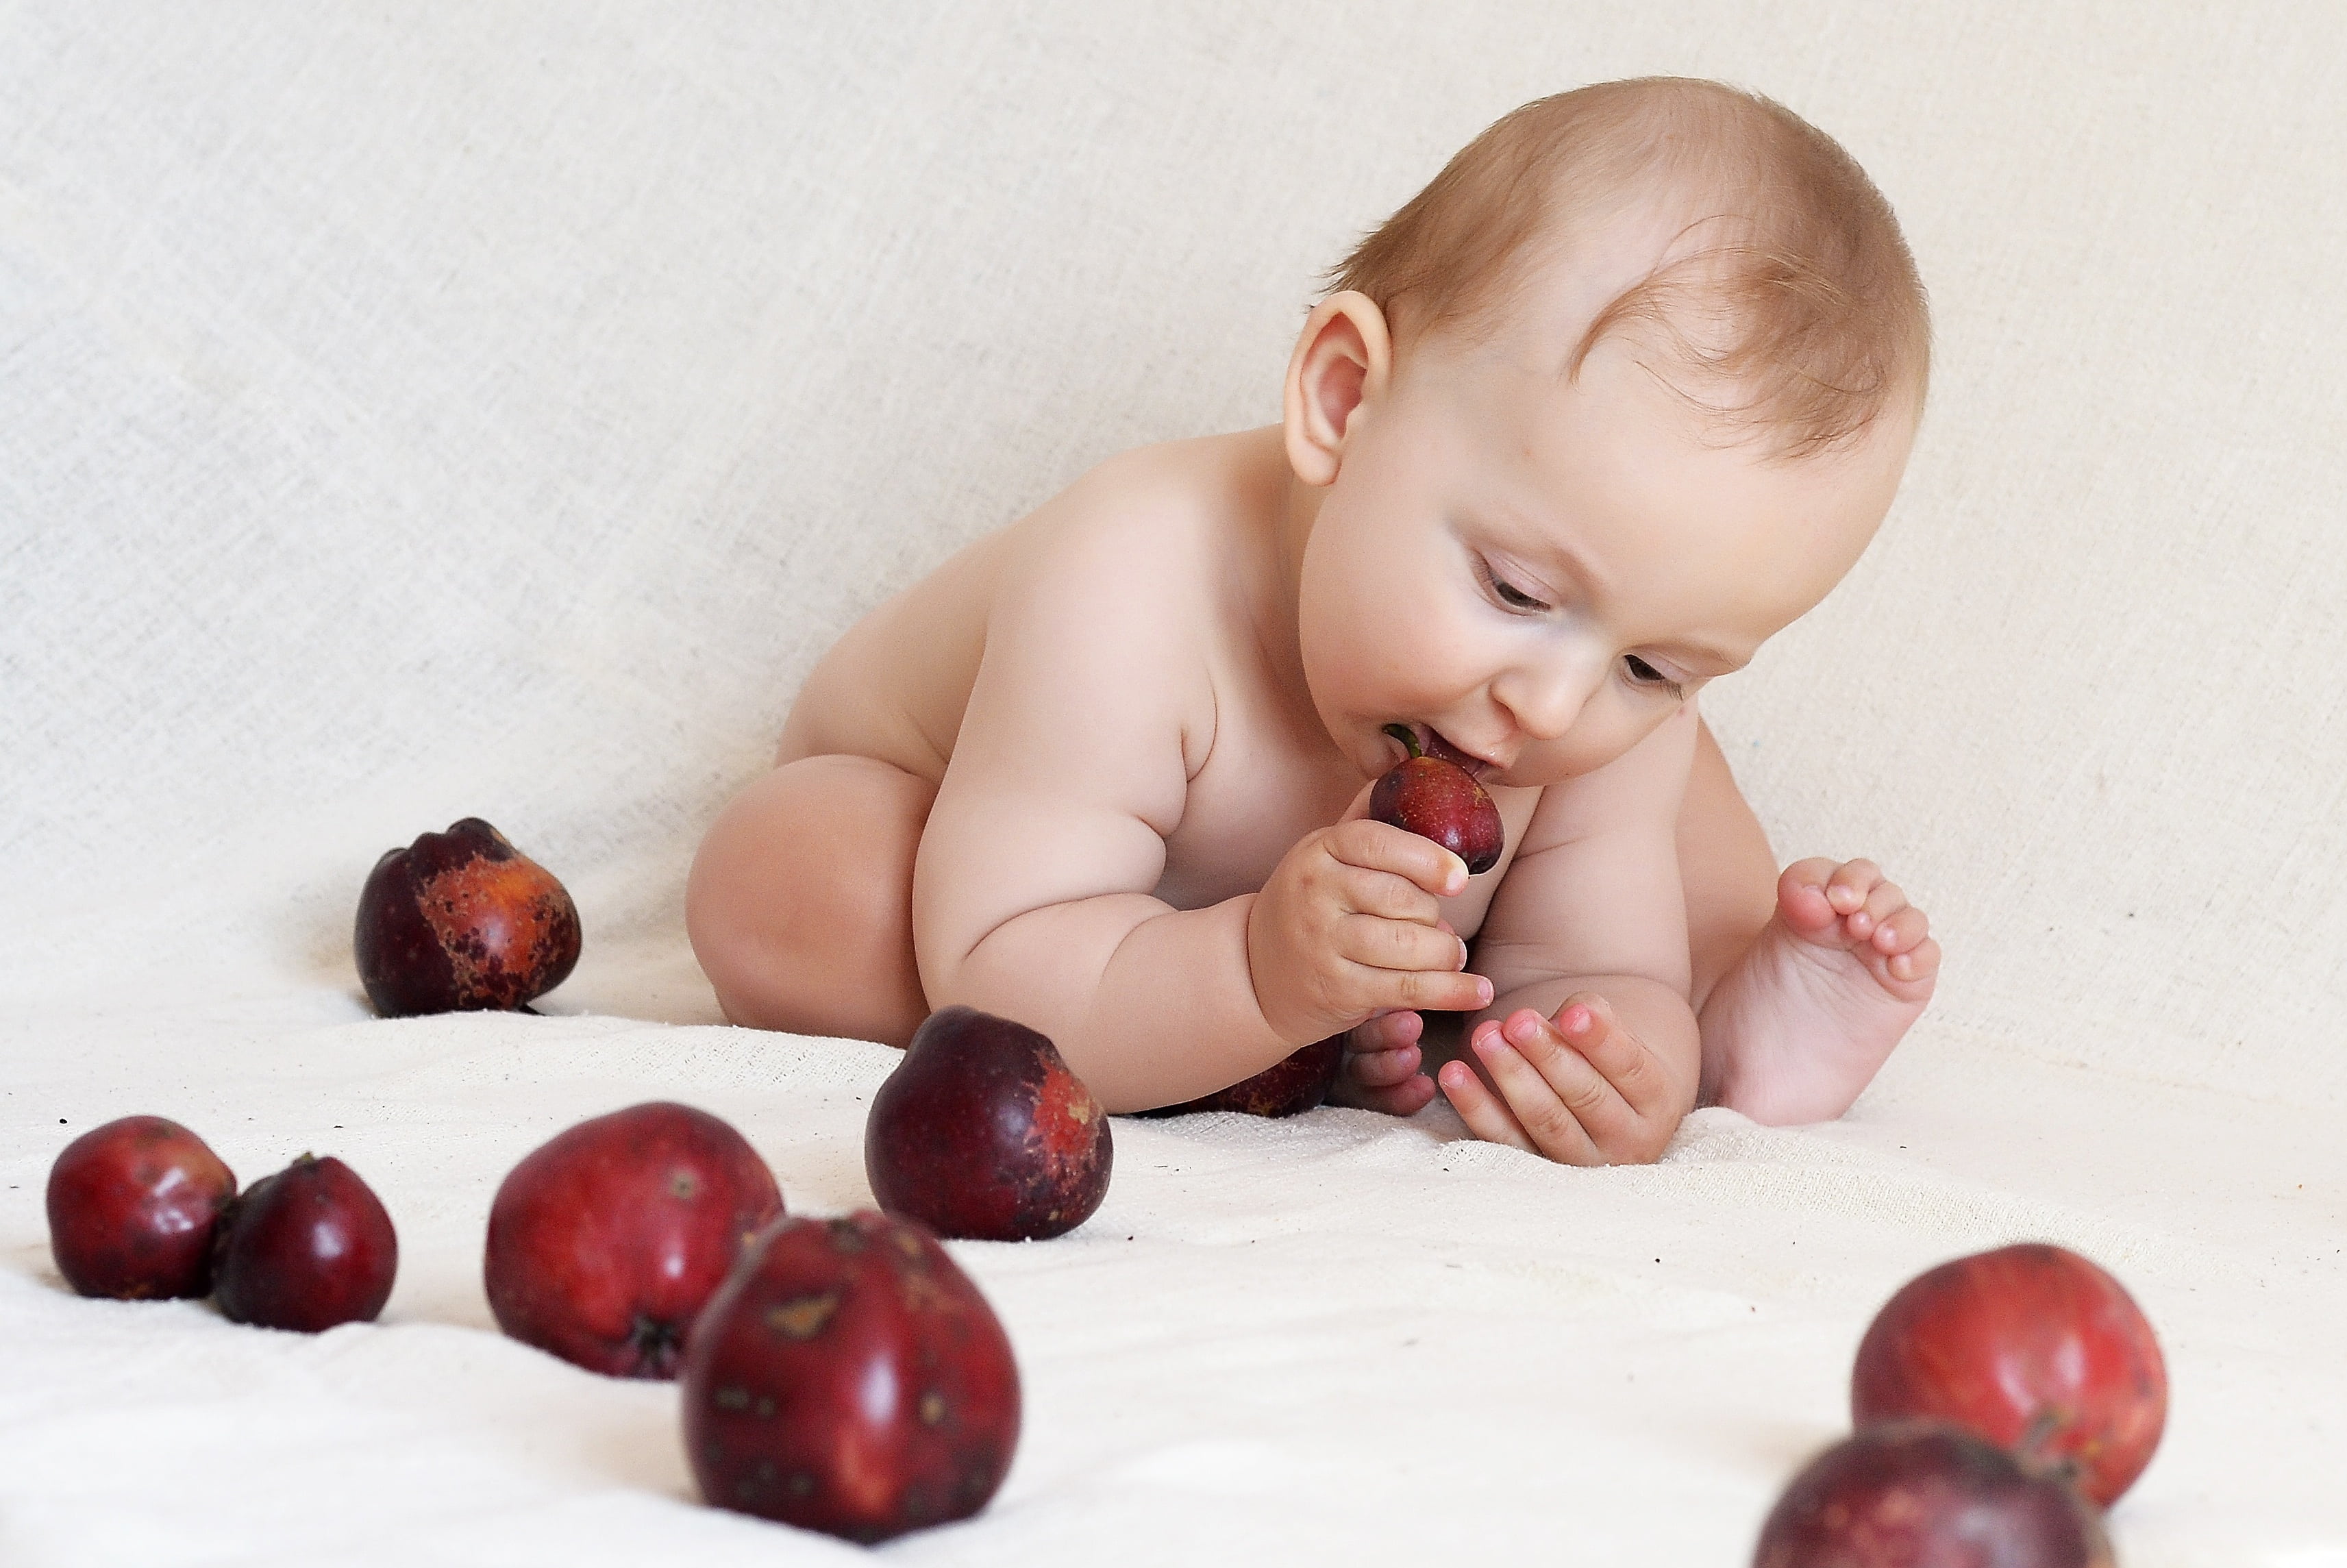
top-left (3, 3), bottom-right (2342, 1563)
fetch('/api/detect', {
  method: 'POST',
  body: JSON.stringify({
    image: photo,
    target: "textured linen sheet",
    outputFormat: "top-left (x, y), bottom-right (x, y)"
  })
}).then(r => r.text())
top-left (4, 4), bottom-right (2343, 1564)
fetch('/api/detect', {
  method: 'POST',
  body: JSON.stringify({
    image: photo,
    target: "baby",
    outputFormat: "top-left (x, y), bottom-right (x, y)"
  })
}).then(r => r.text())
top-left (687, 77), bottom-right (1941, 1165)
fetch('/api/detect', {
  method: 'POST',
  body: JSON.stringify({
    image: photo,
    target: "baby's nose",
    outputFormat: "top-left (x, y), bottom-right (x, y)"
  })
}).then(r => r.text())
top-left (1493, 657), bottom-right (1602, 742)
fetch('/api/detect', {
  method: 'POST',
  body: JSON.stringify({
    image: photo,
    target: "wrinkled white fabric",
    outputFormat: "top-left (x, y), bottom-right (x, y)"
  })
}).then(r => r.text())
top-left (3, 3), bottom-right (2342, 1564)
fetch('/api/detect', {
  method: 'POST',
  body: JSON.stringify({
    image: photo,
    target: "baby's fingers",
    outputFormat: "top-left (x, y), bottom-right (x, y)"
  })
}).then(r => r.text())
top-left (1324, 819), bottom-right (1469, 899)
top-left (1548, 994), bottom-right (1677, 1121)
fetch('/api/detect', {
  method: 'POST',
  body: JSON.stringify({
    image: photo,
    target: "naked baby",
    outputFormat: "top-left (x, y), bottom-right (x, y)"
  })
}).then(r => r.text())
top-left (687, 77), bottom-right (1941, 1165)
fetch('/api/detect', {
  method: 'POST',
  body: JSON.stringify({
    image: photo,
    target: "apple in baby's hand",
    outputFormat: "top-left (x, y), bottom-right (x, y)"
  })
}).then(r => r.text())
top-left (865, 1006), bottom-right (1111, 1242)
top-left (1137, 1034), bottom-right (1345, 1118)
top-left (1754, 1421), bottom-right (2113, 1567)
top-left (47, 1115), bottom-right (236, 1299)
top-left (353, 817), bottom-right (582, 1017)
top-left (1372, 724), bottom-right (1503, 875)
top-left (212, 1154), bottom-right (398, 1332)
top-left (682, 1210), bottom-right (1020, 1542)
top-left (485, 1102), bottom-right (784, 1378)
top-left (1852, 1243), bottom-right (2167, 1508)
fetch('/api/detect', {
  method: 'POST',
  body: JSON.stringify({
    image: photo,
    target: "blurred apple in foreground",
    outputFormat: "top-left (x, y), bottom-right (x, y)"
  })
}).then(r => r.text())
top-left (865, 1006), bottom-right (1110, 1241)
top-left (47, 1115), bottom-right (236, 1299)
top-left (354, 817), bottom-right (581, 1016)
top-left (1754, 1421), bottom-right (2112, 1567)
top-left (486, 1102), bottom-right (783, 1378)
top-left (212, 1154), bottom-right (398, 1332)
top-left (682, 1210), bottom-right (1020, 1542)
top-left (1852, 1243), bottom-right (2166, 1507)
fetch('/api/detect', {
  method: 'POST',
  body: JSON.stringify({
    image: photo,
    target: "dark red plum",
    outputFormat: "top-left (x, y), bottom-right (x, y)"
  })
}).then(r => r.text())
top-left (682, 1210), bottom-right (1020, 1541)
top-left (485, 1102), bottom-right (784, 1378)
top-left (1852, 1243), bottom-right (2167, 1507)
top-left (1754, 1421), bottom-right (2113, 1567)
top-left (865, 1006), bottom-right (1110, 1242)
top-left (354, 817), bottom-right (581, 1016)
top-left (47, 1115), bottom-right (236, 1299)
top-left (1371, 724), bottom-right (1503, 874)
top-left (212, 1154), bottom-right (398, 1332)
top-left (1137, 1034), bottom-right (1345, 1118)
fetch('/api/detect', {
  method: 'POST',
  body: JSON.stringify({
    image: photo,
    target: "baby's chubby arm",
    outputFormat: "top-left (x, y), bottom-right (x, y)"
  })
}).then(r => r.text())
top-left (1441, 703), bottom-right (1704, 1164)
top-left (912, 519), bottom-right (1486, 1113)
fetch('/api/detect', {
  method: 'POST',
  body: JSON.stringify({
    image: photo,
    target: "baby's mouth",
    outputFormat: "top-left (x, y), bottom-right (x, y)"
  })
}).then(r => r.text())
top-left (1394, 723), bottom-right (1493, 780)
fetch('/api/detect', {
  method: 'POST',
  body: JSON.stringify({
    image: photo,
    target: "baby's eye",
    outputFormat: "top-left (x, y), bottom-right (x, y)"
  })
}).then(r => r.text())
top-left (1478, 560), bottom-right (1550, 612)
top-left (1623, 655), bottom-right (1687, 698)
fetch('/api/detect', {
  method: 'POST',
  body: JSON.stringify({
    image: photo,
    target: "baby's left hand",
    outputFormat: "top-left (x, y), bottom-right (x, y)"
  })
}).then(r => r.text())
top-left (1439, 993), bottom-right (1682, 1165)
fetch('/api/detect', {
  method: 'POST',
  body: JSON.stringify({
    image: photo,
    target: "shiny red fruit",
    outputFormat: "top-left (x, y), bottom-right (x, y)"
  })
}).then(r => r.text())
top-left (485, 1102), bottom-right (784, 1378)
top-left (1371, 725), bottom-right (1502, 874)
top-left (1852, 1243), bottom-right (2167, 1507)
top-left (354, 817), bottom-right (582, 1016)
top-left (47, 1116), bottom-right (236, 1299)
top-left (1754, 1421), bottom-right (2113, 1567)
top-left (1138, 1034), bottom-right (1344, 1118)
top-left (865, 1006), bottom-right (1110, 1241)
top-left (212, 1154), bottom-right (398, 1332)
top-left (682, 1210), bottom-right (1021, 1542)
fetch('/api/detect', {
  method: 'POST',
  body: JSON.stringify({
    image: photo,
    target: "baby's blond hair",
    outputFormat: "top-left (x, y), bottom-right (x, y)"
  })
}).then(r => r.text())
top-left (1327, 78), bottom-right (1929, 458)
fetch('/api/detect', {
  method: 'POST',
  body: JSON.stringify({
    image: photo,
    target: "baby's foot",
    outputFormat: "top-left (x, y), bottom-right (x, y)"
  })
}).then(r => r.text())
top-left (1698, 858), bottom-right (1940, 1125)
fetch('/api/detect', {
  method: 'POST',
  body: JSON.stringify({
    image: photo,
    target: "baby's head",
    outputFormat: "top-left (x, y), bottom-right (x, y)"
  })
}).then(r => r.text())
top-left (1280, 78), bottom-right (1930, 786)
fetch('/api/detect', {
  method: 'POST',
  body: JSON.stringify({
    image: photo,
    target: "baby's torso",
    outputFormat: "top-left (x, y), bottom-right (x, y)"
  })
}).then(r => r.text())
top-left (777, 427), bottom-right (1534, 935)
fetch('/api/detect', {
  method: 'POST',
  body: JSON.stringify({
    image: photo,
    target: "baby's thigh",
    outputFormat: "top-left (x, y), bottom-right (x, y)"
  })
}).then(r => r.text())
top-left (684, 754), bottom-right (936, 1045)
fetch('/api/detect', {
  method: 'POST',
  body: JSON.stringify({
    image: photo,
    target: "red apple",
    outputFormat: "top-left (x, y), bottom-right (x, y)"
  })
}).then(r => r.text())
top-left (1754, 1421), bottom-right (2113, 1567)
top-left (682, 1210), bottom-right (1020, 1542)
top-left (212, 1154), bottom-right (398, 1332)
top-left (354, 817), bottom-right (582, 1016)
top-left (1138, 1034), bottom-right (1345, 1118)
top-left (1852, 1243), bottom-right (2166, 1507)
top-left (1371, 724), bottom-right (1502, 874)
top-left (485, 1102), bottom-right (784, 1378)
top-left (865, 1006), bottom-right (1110, 1242)
top-left (47, 1116), bottom-right (236, 1299)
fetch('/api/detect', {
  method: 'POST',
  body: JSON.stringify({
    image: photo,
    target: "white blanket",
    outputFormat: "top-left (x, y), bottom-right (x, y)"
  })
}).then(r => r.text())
top-left (5, 4), bottom-right (2343, 1563)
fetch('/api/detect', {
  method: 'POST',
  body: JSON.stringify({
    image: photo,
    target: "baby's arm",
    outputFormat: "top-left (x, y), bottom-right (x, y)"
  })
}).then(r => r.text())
top-left (1439, 704), bottom-right (1704, 1164)
top-left (912, 531), bottom-right (1485, 1113)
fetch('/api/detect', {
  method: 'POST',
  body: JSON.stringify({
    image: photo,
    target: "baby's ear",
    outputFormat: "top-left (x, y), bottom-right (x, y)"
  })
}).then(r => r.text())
top-left (1282, 290), bottom-right (1393, 486)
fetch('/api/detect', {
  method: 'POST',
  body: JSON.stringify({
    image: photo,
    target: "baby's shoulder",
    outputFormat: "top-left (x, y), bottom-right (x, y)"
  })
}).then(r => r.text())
top-left (1000, 430), bottom-right (1269, 595)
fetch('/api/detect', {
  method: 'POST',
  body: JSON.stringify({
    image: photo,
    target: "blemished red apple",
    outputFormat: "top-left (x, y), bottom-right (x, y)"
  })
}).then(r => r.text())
top-left (865, 1006), bottom-right (1110, 1242)
top-left (1754, 1421), bottom-right (2113, 1567)
top-left (353, 817), bottom-right (582, 1016)
top-left (682, 1210), bottom-right (1020, 1543)
top-left (1851, 1243), bottom-right (2167, 1508)
top-left (1371, 723), bottom-right (1503, 875)
top-left (485, 1102), bottom-right (784, 1378)
top-left (212, 1154), bottom-right (398, 1332)
top-left (46, 1115), bottom-right (236, 1299)
top-left (1137, 1034), bottom-right (1345, 1118)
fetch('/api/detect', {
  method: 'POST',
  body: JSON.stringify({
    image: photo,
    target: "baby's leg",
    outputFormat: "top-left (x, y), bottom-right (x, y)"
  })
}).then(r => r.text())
top-left (1677, 719), bottom-right (1940, 1123)
top-left (684, 755), bottom-right (934, 1047)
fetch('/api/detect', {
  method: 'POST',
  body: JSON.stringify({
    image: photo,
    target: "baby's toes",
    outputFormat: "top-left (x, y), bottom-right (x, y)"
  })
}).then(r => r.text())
top-left (1776, 858), bottom-right (1848, 936)
top-left (1845, 878), bottom-right (1909, 941)
top-left (1869, 903), bottom-right (1928, 954)
top-left (1345, 1041), bottom-right (1423, 1088)
top-left (1824, 858), bottom-right (1884, 916)
top-left (1885, 933), bottom-right (1941, 986)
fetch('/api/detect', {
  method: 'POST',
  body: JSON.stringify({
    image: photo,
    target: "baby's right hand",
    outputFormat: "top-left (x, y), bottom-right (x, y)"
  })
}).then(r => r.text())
top-left (1244, 812), bottom-right (1493, 1047)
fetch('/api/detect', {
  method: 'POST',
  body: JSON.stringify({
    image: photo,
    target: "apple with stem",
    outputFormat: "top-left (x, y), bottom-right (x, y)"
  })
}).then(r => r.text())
top-left (1851, 1243), bottom-right (2167, 1508)
top-left (354, 817), bottom-right (582, 1016)
top-left (485, 1102), bottom-right (784, 1378)
top-left (1372, 723), bottom-right (1502, 874)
